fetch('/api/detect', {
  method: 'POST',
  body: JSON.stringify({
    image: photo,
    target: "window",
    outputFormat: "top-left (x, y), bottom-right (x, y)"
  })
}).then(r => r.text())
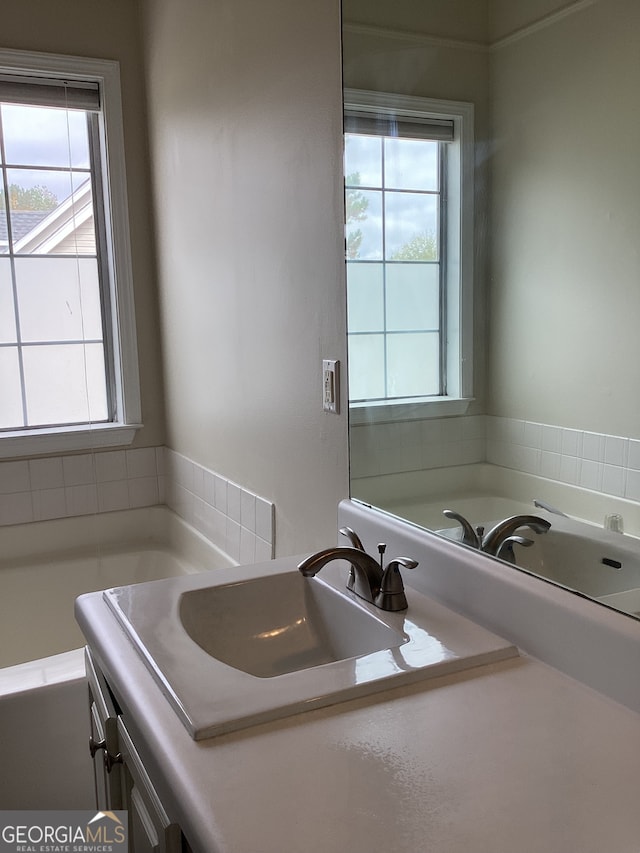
top-left (344, 90), bottom-right (474, 421)
top-left (0, 50), bottom-right (140, 457)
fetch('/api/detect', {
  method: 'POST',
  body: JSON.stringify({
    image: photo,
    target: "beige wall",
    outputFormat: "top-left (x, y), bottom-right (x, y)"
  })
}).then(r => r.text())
top-left (489, 0), bottom-right (573, 40)
top-left (139, 0), bottom-right (349, 555)
top-left (344, 0), bottom-right (489, 42)
top-left (1, 0), bottom-right (166, 449)
top-left (488, 0), bottom-right (640, 437)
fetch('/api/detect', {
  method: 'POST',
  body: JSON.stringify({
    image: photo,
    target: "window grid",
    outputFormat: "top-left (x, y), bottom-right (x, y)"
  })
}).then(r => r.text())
top-left (345, 135), bottom-right (445, 403)
top-left (0, 102), bottom-right (112, 432)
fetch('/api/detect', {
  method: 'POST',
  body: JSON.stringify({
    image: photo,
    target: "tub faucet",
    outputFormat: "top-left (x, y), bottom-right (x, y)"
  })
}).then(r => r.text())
top-left (481, 515), bottom-right (551, 557)
top-left (442, 509), bottom-right (483, 548)
top-left (297, 546), bottom-right (418, 612)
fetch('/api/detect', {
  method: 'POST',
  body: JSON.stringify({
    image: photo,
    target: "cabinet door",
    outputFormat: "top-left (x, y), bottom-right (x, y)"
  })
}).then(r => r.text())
top-left (117, 718), bottom-right (182, 853)
top-left (85, 647), bottom-right (123, 809)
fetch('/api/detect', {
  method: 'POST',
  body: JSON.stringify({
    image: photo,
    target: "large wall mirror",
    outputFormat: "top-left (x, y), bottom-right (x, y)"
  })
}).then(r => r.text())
top-left (344, 0), bottom-right (640, 620)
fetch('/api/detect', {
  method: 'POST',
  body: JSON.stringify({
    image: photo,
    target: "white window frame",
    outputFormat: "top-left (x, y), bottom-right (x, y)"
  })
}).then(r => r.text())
top-left (0, 48), bottom-right (141, 458)
top-left (344, 89), bottom-right (474, 424)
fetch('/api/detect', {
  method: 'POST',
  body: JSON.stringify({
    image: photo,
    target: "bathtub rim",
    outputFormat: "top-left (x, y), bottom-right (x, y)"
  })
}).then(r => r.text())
top-left (0, 505), bottom-right (236, 571)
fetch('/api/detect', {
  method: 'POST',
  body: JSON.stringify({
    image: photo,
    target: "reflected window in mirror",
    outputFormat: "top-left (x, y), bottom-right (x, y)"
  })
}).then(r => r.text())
top-left (343, 90), bottom-right (474, 422)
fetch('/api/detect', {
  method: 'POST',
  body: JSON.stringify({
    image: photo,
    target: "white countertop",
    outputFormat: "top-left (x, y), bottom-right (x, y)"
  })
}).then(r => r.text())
top-left (77, 571), bottom-right (640, 853)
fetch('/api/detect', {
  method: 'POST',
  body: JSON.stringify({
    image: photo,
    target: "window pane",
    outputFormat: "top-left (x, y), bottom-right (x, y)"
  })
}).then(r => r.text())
top-left (346, 262), bottom-right (384, 332)
top-left (345, 134), bottom-right (382, 188)
top-left (2, 104), bottom-right (90, 169)
top-left (15, 257), bottom-right (103, 342)
top-left (0, 346), bottom-right (24, 428)
top-left (386, 263), bottom-right (440, 332)
top-left (386, 333), bottom-right (440, 397)
top-left (0, 258), bottom-right (16, 342)
top-left (346, 189), bottom-right (382, 260)
top-left (7, 170), bottom-right (95, 255)
top-left (23, 343), bottom-right (107, 426)
top-left (384, 138), bottom-right (438, 191)
top-left (385, 191), bottom-right (438, 261)
top-left (0, 204), bottom-right (7, 255)
top-left (347, 334), bottom-right (385, 401)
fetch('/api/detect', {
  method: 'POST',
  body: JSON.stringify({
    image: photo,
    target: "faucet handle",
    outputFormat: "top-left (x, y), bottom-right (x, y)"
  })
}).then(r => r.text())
top-left (339, 526), bottom-right (365, 550)
top-left (496, 535), bottom-right (533, 564)
top-left (375, 557), bottom-right (418, 612)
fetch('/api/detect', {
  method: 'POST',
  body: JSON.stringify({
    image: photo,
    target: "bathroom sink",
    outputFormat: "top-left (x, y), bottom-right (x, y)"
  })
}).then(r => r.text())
top-left (178, 572), bottom-right (403, 677)
top-left (103, 556), bottom-right (517, 739)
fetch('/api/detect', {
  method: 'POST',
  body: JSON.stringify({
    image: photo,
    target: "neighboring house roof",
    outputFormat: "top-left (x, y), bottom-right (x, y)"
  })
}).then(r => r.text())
top-left (0, 210), bottom-right (50, 247)
top-left (0, 179), bottom-right (94, 255)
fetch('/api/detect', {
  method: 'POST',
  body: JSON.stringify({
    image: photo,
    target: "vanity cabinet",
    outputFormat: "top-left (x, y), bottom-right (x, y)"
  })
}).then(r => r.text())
top-left (85, 648), bottom-right (185, 853)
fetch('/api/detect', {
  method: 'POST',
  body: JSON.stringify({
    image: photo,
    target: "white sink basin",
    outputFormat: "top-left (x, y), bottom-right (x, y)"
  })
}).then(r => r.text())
top-left (104, 556), bottom-right (517, 739)
top-left (179, 572), bottom-right (403, 678)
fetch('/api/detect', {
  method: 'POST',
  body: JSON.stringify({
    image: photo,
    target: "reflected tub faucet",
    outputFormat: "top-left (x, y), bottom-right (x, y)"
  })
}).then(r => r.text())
top-left (443, 509), bottom-right (483, 548)
top-left (442, 510), bottom-right (551, 559)
top-left (481, 515), bottom-right (551, 557)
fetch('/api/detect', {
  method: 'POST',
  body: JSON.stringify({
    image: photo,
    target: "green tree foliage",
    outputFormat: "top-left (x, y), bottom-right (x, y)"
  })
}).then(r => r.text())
top-left (390, 231), bottom-right (438, 261)
top-left (0, 183), bottom-right (58, 211)
top-left (345, 172), bottom-right (368, 260)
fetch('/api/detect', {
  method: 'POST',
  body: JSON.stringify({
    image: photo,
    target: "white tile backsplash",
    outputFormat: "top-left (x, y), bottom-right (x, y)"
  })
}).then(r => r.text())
top-left (126, 447), bottom-right (158, 479)
top-left (32, 487), bottom-right (66, 521)
top-left (0, 460), bottom-right (30, 494)
top-left (214, 474), bottom-right (228, 514)
top-left (625, 469), bottom-right (640, 502)
top-left (62, 454), bottom-right (95, 486)
top-left (227, 481), bottom-right (242, 523)
top-left (29, 457), bottom-right (64, 490)
top-left (604, 435), bottom-right (628, 468)
top-left (541, 424), bottom-right (563, 454)
top-left (0, 445), bottom-right (276, 559)
top-left (65, 484), bottom-right (98, 516)
top-left (0, 491), bottom-right (33, 524)
top-left (128, 476), bottom-right (159, 508)
top-left (582, 432), bottom-right (604, 463)
top-left (95, 450), bottom-right (127, 483)
top-left (628, 440), bottom-right (640, 471)
top-left (163, 449), bottom-right (275, 560)
top-left (561, 428), bottom-right (583, 458)
top-left (255, 497), bottom-right (274, 544)
top-left (351, 413), bottom-right (640, 507)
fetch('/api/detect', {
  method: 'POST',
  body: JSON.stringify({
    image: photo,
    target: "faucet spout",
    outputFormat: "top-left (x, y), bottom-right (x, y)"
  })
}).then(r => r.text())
top-left (481, 515), bottom-right (551, 557)
top-left (297, 546), bottom-right (383, 604)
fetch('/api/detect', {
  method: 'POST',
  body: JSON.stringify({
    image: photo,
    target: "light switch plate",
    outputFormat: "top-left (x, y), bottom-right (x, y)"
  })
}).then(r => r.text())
top-left (322, 359), bottom-right (339, 413)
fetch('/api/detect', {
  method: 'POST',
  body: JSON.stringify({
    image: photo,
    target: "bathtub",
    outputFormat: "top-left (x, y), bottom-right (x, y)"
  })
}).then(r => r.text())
top-left (353, 464), bottom-right (640, 619)
top-left (431, 498), bottom-right (640, 617)
top-left (512, 514), bottom-right (640, 616)
top-left (0, 505), bottom-right (234, 809)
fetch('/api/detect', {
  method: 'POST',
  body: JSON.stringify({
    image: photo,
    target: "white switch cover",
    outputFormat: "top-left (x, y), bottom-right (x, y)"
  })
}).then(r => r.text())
top-left (322, 359), bottom-right (339, 414)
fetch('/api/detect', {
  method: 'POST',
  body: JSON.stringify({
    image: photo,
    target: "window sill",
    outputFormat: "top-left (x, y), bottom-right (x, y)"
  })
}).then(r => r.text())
top-left (349, 397), bottom-right (474, 425)
top-left (0, 423), bottom-right (143, 459)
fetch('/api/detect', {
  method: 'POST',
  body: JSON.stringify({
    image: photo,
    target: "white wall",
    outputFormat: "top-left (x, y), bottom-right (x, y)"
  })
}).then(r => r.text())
top-left (139, 0), bottom-right (349, 556)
